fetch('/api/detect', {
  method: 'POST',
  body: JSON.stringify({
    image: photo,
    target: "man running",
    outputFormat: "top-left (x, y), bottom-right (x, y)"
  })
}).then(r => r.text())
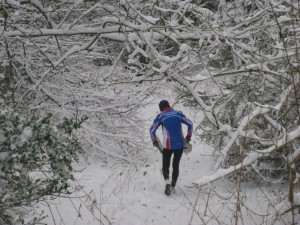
top-left (150, 100), bottom-right (193, 195)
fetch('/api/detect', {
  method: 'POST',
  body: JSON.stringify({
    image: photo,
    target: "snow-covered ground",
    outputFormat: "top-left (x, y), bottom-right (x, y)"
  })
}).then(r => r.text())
top-left (36, 97), bottom-right (290, 225)
top-left (38, 141), bottom-right (217, 225)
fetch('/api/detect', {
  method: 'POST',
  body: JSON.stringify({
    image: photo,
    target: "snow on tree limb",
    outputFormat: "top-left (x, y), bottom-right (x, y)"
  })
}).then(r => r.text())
top-left (172, 74), bottom-right (218, 127)
top-left (3, 26), bottom-right (130, 37)
top-left (193, 126), bottom-right (300, 187)
top-left (215, 82), bottom-right (297, 170)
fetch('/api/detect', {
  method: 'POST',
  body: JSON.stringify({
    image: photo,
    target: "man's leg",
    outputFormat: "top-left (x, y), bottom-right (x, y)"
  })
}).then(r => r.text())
top-left (171, 149), bottom-right (183, 187)
top-left (162, 149), bottom-right (173, 195)
top-left (162, 149), bottom-right (173, 181)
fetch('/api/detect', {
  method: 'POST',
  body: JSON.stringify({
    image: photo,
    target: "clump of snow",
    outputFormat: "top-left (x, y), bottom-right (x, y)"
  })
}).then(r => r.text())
top-left (46, 148), bottom-right (55, 155)
top-left (141, 15), bottom-right (160, 24)
top-left (16, 127), bottom-right (33, 146)
top-left (169, 20), bottom-right (178, 26)
top-left (52, 126), bottom-right (58, 133)
top-left (22, 127), bottom-right (33, 139)
top-left (277, 15), bottom-right (290, 23)
top-left (192, 5), bottom-right (214, 17)
top-left (74, 0), bottom-right (83, 5)
top-left (0, 73), bottom-right (4, 79)
top-left (179, 43), bottom-right (189, 53)
top-left (128, 58), bottom-right (138, 64)
top-left (10, 143), bottom-right (16, 150)
top-left (0, 152), bottom-right (9, 160)
top-left (190, 69), bottom-right (211, 81)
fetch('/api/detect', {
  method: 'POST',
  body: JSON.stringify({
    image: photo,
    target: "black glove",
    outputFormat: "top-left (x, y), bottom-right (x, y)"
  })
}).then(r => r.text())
top-left (153, 141), bottom-right (159, 147)
top-left (186, 136), bottom-right (191, 143)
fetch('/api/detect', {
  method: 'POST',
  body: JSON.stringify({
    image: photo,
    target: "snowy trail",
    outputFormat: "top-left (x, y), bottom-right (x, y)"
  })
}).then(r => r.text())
top-left (110, 143), bottom-right (216, 225)
top-left (37, 99), bottom-right (219, 225)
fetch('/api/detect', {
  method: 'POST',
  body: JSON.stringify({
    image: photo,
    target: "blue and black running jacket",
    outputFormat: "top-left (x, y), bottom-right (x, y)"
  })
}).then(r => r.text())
top-left (150, 108), bottom-right (193, 150)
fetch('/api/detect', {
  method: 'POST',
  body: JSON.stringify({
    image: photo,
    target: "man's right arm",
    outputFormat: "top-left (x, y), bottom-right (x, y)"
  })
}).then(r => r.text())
top-left (150, 115), bottom-right (161, 144)
top-left (180, 113), bottom-right (193, 142)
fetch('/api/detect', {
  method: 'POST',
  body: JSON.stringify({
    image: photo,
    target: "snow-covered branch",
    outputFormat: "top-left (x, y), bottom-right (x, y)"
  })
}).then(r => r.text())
top-left (193, 126), bottom-right (300, 186)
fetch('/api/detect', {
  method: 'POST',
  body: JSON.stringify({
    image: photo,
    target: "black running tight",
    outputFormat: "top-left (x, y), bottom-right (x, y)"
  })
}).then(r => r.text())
top-left (162, 149), bottom-right (183, 187)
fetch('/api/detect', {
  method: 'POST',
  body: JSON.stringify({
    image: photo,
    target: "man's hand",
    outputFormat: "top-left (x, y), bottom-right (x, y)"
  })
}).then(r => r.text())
top-left (186, 136), bottom-right (191, 143)
top-left (153, 140), bottom-right (159, 147)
